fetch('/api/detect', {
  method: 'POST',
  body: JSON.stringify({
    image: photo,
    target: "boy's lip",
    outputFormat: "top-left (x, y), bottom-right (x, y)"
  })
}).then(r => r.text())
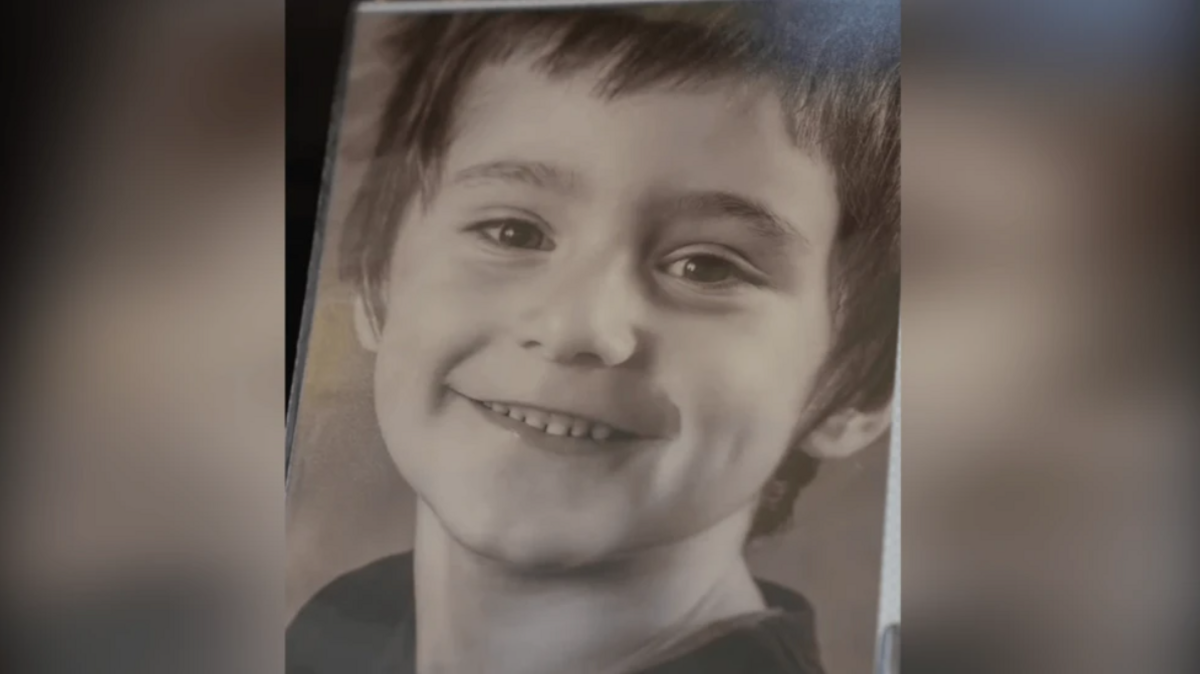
top-left (458, 394), bottom-right (663, 457)
top-left (457, 393), bottom-right (642, 439)
top-left (446, 382), bottom-right (679, 441)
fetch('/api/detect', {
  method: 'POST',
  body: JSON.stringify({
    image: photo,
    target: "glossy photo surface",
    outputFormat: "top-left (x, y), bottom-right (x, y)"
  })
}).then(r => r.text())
top-left (286, 3), bottom-right (899, 673)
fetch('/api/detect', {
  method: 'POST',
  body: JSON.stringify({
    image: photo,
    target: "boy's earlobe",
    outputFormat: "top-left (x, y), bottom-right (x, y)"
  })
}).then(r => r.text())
top-left (803, 402), bottom-right (893, 459)
top-left (352, 294), bottom-right (381, 353)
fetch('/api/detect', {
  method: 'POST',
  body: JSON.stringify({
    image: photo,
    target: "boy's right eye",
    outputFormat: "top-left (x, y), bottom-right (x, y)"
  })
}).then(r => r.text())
top-left (471, 218), bottom-right (555, 252)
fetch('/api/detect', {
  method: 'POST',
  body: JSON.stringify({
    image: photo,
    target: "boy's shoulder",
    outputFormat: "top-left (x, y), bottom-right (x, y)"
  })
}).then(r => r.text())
top-left (651, 580), bottom-right (825, 674)
top-left (286, 552), bottom-right (824, 674)
top-left (286, 553), bottom-right (415, 674)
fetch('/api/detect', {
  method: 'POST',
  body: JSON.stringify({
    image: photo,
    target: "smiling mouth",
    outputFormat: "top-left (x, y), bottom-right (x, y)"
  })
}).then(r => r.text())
top-left (465, 397), bottom-right (639, 443)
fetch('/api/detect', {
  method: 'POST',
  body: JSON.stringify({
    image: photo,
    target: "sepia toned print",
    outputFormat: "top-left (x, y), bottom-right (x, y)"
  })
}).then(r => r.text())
top-left (287, 2), bottom-right (899, 673)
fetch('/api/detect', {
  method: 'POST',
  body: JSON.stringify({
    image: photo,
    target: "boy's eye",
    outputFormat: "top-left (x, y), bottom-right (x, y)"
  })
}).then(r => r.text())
top-left (672, 256), bottom-right (736, 283)
top-left (662, 252), bottom-right (758, 288)
top-left (473, 218), bottom-right (554, 251)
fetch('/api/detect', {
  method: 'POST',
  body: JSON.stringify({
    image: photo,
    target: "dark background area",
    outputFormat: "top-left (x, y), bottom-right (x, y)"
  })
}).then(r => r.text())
top-left (287, 0), bottom-right (357, 402)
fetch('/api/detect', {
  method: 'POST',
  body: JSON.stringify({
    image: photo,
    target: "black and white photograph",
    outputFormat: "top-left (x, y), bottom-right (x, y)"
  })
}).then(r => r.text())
top-left (286, 2), bottom-right (899, 673)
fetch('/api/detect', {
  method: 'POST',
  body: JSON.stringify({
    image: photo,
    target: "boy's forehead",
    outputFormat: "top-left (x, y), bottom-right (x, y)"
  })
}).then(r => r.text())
top-left (453, 57), bottom-right (786, 145)
top-left (445, 58), bottom-right (833, 193)
top-left (434, 57), bottom-right (839, 256)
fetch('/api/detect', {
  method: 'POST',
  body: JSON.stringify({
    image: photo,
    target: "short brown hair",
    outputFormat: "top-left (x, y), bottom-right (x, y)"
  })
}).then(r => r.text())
top-left (341, 1), bottom-right (899, 537)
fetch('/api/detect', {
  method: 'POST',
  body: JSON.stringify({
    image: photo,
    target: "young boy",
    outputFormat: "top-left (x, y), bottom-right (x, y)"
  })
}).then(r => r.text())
top-left (288, 3), bottom-right (898, 674)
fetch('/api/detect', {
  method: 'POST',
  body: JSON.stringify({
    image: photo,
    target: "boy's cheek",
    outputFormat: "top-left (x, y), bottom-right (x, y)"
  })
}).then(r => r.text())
top-left (391, 230), bottom-right (530, 299)
top-left (664, 316), bottom-right (814, 426)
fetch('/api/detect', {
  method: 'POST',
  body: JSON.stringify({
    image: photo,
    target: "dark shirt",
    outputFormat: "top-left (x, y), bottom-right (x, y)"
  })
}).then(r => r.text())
top-left (287, 553), bottom-right (825, 674)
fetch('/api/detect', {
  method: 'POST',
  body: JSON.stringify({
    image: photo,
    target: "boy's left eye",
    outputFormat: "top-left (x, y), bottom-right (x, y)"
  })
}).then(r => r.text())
top-left (472, 218), bottom-right (555, 251)
top-left (669, 255), bottom-right (737, 284)
top-left (662, 251), bottom-right (760, 289)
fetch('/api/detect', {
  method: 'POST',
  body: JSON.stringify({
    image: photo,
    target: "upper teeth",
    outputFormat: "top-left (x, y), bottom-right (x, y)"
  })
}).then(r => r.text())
top-left (483, 402), bottom-right (616, 441)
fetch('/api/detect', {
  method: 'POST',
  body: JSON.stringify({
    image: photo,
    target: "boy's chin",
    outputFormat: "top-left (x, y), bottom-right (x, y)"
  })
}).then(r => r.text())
top-left (447, 517), bottom-right (632, 574)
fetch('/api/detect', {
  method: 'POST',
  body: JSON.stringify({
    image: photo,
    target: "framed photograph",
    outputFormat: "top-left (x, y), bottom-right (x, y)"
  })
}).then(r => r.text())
top-left (286, 2), bottom-right (899, 673)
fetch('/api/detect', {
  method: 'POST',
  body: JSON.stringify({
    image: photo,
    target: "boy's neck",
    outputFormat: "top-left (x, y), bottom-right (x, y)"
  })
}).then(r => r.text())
top-left (411, 503), bottom-right (766, 674)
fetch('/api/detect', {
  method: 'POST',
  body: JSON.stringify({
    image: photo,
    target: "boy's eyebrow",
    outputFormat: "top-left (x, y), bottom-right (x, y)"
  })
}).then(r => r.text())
top-left (450, 159), bottom-right (581, 194)
top-left (671, 191), bottom-right (809, 249)
top-left (448, 163), bottom-right (807, 247)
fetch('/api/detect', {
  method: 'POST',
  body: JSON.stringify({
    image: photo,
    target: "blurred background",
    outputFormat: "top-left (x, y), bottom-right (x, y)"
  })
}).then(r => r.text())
top-left (4, 1), bottom-right (284, 672)
top-left (1, 0), bottom-right (1195, 673)
top-left (902, 1), bottom-right (1198, 673)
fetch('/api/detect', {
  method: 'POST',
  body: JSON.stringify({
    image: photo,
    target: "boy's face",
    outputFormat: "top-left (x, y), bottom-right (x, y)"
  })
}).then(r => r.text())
top-left (369, 58), bottom-right (839, 568)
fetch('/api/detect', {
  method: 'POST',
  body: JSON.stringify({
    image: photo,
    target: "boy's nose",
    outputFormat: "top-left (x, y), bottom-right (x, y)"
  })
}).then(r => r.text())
top-left (512, 262), bottom-right (641, 368)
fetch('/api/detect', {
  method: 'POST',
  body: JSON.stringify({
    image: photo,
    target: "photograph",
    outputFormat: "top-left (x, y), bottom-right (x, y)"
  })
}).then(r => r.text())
top-left (286, 2), bottom-right (900, 673)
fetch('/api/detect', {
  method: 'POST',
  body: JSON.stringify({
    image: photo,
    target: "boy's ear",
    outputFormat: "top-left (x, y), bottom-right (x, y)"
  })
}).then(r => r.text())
top-left (352, 293), bottom-right (381, 353)
top-left (802, 401), bottom-right (893, 459)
